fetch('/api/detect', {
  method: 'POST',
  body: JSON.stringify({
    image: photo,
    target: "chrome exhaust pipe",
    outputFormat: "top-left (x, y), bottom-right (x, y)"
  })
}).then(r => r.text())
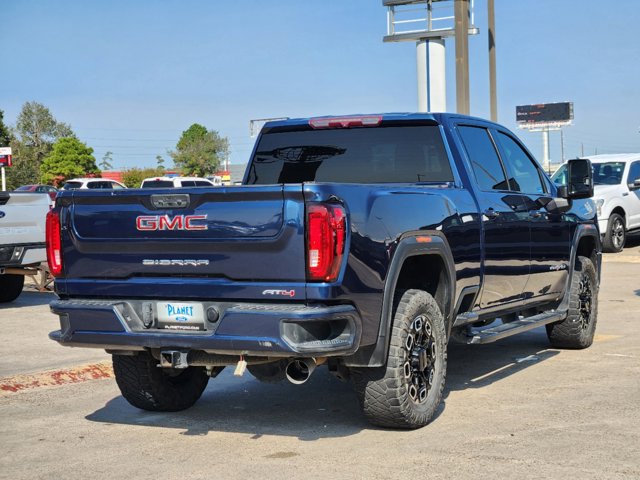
top-left (285, 358), bottom-right (316, 385)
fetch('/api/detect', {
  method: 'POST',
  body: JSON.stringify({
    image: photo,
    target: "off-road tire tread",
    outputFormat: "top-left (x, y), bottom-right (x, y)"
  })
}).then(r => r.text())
top-left (352, 289), bottom-right (447, 429)
top-left (113, 353), bottom-right (209, 412)
top-left (546, 256), bottom-right (598, 349)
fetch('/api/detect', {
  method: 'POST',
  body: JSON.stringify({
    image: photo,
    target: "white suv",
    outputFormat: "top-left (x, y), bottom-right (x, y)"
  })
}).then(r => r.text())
top-left (140, 177), bottom-right (217, 188)
top-left (553, 153), bottom-right (640, 252)
top-left (61, 178), bottom-right (127, 190)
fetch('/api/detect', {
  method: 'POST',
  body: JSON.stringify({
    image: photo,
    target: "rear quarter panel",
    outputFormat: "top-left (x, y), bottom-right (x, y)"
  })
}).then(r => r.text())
top-left (303, 183), bottom-right (481, 346)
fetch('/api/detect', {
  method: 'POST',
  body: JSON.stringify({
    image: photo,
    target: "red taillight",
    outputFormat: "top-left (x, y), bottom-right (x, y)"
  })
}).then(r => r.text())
top-left (306, 204), bottom-right (346, 282)
top-left (309, 115), bottom-right (382, 129)
top-left (46, 210), bottom-right (63, 277)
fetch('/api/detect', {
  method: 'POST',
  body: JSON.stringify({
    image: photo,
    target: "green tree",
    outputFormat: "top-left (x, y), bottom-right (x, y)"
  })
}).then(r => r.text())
top-left (99, 151), bottom-right (113, 171)
top-left (156, 154), bottom-right (165, 172)
top-left (170, 124), bottom-right (228, 176)
top-left (121, 167), bottom-right (165, 188)
top-left (0, 110), bottom-right (12, 147)
top-left (5, 101), bottom-right (75, 189)
top-left (40, 137), bottom-right (99, 186)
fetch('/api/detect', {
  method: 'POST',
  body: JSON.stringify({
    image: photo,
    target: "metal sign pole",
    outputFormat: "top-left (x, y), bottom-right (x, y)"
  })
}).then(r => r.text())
top-left (417, 40), bottom-right (428, 112)
top-left (454, 0), bottom-right (470, 114)
top-left (1, 166), bottom-right (6, 192)
top-left (488, 0), bottom-right (497, 121)
top-left (417, 38), bottom-right (446, 112)
top-left (383, 1), bottom-right (478, 114)
top-left (542, 128), bottom-right (550, 173)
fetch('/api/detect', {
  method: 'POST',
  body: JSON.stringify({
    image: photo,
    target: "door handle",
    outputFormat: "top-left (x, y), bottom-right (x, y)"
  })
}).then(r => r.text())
top-left (483, 208), bottom-right (500, 220)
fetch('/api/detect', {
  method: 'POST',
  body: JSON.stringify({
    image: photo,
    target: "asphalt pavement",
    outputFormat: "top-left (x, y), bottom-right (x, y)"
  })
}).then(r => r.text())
top-left (0, 236), bottom-right (638, 479)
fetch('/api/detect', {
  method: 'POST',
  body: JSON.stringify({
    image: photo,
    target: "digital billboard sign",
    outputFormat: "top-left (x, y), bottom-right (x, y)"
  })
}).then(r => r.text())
top-left (516, 102), bottom-right (573, 125)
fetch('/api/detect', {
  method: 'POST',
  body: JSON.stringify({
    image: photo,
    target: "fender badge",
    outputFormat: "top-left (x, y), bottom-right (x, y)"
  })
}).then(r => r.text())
top-left (262, 289), bottom-right (296, 298)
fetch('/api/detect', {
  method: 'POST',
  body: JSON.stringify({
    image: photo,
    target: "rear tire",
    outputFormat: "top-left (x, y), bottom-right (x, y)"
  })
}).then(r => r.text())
top-left (0, 274), bottom-right (25, 303)
top-left (602, 213), bottom-right (625, 253)
top-left (546, 256), bottom-right (598, 349)
top-left (113, 352), bottom-right (209, 411)
top-left (352, 289), bottom-right (447, 429)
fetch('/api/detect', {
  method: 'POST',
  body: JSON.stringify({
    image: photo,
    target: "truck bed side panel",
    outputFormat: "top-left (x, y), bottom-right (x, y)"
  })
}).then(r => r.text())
top-left (302, 183), bottom-right (481, 346)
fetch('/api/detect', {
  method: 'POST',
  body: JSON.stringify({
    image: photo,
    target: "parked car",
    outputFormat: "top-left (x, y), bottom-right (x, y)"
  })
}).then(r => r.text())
top-left (14, 184), bottom-right (58, 202)
top-left (206, 175), bottom-right (223, 186)
top-left (61, 178), bottom-right (127, 190)
top-left (552, 153), bottom-right (640, 252)
top-left (140, 176), bottom-right (217, 188)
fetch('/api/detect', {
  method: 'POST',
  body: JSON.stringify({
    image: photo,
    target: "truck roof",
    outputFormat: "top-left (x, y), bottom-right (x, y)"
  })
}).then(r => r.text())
top-left (582, 153), bottom-right (640, 164)
top-left (262, 112), bottom-right (496, 130)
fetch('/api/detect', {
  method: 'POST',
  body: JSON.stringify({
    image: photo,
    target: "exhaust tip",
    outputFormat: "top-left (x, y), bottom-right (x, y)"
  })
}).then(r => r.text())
top-left (285, 358), bottom-right (316, 385)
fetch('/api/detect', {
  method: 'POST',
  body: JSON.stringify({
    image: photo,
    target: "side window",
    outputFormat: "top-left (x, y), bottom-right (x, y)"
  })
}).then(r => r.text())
top-left (111, 182), bottom-right (124, 189)
top-left (180, 181), bottom-right (197, 187)
top-left (494, 131), bottom-right (545, 195)
top-left (89, 181), bottom-right (112, 189)
top-left (458, 126), bottom-right (508, 191)
top-left (628, 161), bottom-right (640, 184)
top-left (193, 181), bottom-right (213, 187)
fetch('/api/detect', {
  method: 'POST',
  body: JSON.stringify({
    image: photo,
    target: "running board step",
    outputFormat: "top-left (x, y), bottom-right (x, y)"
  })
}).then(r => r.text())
top-left (467, 311), bottom-right (567, 345)
top-left (453, 311), bottom-right (479, 327)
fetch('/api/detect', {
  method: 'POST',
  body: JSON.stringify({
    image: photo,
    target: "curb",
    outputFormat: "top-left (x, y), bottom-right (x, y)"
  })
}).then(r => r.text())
top-left (0, 362), bottom-right (113, 397)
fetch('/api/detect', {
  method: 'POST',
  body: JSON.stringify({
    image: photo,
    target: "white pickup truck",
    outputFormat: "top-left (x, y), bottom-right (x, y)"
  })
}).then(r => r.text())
top-left (0, 192), bottom-right (51, 302)
top-left (553, 153), bottom-right (640, 252)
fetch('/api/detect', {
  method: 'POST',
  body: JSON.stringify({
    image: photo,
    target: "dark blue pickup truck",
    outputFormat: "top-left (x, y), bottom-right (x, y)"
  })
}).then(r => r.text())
top-left (48, 113), bottom-right (600, 428)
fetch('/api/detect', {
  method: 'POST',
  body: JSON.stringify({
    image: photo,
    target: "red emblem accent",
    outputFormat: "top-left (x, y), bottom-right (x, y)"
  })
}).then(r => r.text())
top-left (136, 215), bottom-right (208, 231)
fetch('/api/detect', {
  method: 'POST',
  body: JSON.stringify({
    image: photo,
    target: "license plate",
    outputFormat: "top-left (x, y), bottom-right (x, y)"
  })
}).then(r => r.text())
top-left (156, 302), bottom-right (205, 331)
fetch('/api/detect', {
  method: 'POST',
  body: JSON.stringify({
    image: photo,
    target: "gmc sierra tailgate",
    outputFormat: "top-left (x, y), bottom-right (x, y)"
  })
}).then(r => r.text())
top-left (56, 185), bottom-right (307, 299)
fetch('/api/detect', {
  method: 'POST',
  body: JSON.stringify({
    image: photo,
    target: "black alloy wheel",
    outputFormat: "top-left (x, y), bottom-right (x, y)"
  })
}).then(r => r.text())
top-left (404, 314), bottom-right (438, 404)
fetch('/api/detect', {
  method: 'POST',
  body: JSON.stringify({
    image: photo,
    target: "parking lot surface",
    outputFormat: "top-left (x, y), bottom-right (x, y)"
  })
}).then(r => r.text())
top-left (1, 236), bottom-right (639, 479)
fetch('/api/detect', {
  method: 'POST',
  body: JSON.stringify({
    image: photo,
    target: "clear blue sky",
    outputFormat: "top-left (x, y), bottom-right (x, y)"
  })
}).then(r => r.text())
top-left (2, 0), bottom-right (639, 171)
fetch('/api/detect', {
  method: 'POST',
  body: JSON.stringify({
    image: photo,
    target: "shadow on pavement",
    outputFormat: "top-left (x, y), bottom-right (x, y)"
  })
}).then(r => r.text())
top-left (87, 368), bottom-right (367, 440)
top-left (625, 232), bottom-right (640, 249)
top-left (0, 290), bottom-right (55, 309)
top-left (446, 328), bottom-right (559, 394)
top-left (86, 327), bottom-right (558, 438)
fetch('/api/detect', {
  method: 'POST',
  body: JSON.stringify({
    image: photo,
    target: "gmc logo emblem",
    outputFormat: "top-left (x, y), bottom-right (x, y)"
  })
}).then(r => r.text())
top-left (136, 214), bottom-right (208, 231)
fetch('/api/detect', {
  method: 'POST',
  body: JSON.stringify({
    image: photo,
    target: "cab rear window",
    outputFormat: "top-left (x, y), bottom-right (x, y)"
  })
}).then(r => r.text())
top-left (246, 126), bottom-right (453, 184)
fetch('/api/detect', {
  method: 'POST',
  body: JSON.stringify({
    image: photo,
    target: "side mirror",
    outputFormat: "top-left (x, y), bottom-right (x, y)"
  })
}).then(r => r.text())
top-left (562, 158), bottom-right (594, 199)
top-left (628, 178), bottom-right (640, 190)
top-left (556, 185), bottom-right (568, 198)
